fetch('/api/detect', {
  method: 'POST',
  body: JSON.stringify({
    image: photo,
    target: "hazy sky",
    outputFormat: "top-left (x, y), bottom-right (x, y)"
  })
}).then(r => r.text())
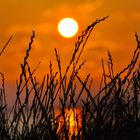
top-left (0, 0), bottom-right (140, 94)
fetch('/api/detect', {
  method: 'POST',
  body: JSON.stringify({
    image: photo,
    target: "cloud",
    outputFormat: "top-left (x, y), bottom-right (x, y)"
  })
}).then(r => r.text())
top-left (5, 0), bottom-right (103, 36)
top-left (6, 25), bottom-right (34, 35)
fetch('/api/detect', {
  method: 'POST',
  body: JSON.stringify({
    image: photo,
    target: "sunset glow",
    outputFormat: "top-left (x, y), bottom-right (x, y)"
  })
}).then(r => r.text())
top-left (0, 1), bottom-right (140, 139)
top-left (69, 109), bottom-right (77, 134)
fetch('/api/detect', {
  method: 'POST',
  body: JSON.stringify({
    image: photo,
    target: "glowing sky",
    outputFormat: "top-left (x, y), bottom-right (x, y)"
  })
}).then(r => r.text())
top-left (0, 0), bottom-right (140, 90)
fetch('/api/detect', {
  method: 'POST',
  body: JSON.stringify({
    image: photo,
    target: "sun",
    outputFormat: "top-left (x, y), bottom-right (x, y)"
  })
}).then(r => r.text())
top-left (58, 18), bottom-right (78, 38)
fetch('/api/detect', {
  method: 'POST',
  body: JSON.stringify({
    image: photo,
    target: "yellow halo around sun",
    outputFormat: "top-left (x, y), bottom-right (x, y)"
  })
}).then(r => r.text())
top-left (58, 18), bottom-right (78, 38)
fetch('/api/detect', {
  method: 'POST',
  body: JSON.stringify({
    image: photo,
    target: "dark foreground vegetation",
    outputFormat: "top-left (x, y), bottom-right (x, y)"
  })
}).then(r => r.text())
top-left (0, 17), bottom-right (140, 140)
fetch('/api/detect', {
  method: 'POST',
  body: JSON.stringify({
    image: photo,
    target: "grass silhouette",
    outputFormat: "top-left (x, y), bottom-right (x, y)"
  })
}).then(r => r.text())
top-left (0, 17), bottom-right (140, 140)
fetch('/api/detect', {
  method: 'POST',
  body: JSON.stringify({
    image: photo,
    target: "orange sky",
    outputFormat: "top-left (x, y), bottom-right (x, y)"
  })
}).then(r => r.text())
top-left (0, 0), bottom-right (140, 100)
